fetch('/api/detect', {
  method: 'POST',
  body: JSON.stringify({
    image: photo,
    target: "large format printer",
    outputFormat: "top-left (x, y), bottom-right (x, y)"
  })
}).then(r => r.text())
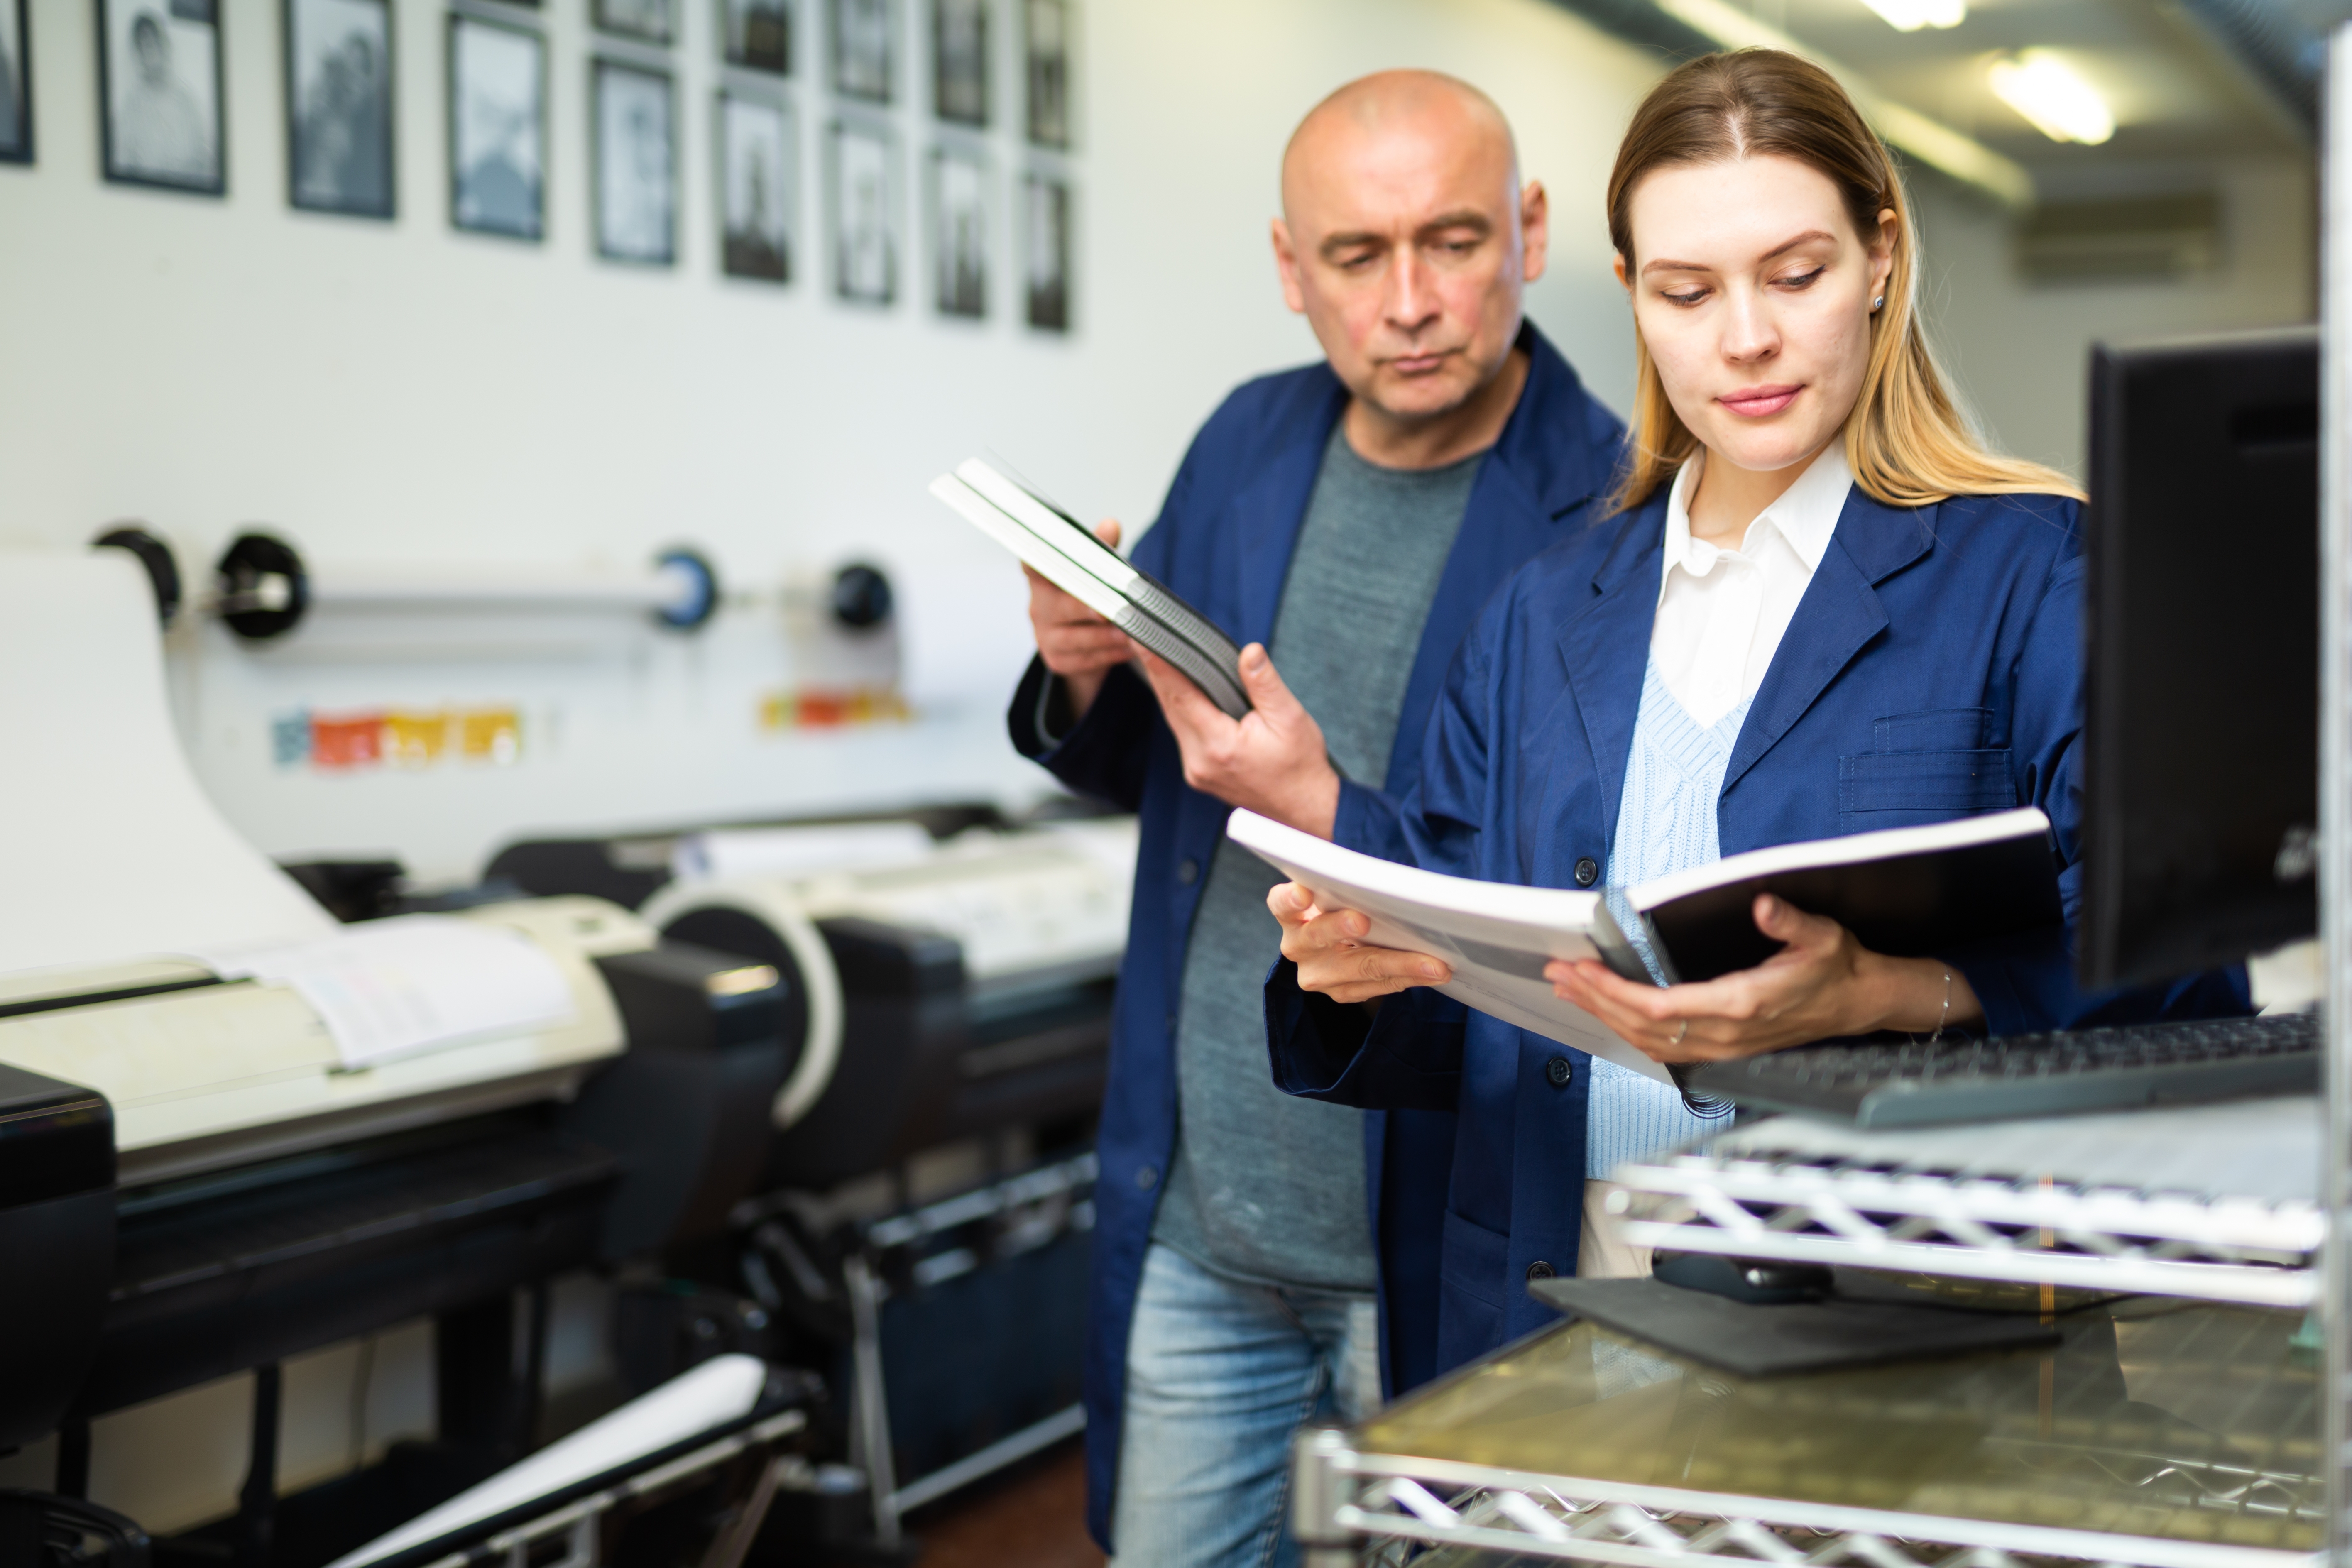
top-left (486, 802), bottom-right (1135, 1535)
top-left (489, 808), bottom-right (1137, 1188)
top-left (0, 553), bottom-right (796, 1546)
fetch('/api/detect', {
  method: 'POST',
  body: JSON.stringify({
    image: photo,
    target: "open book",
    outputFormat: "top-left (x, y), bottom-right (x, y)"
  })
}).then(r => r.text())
top-left (1228, 810), bottom-right (1671, 1083)
top-left (930, 458), bottom-right (1253, 718)
top-left (1229, 805), bottom-right (2063, 1082)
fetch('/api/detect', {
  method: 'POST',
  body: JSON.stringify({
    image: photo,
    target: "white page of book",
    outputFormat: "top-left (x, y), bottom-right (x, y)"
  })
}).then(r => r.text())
top-left (0, 553), bottom-right (339, 979)
top-left (928, 474), bottom-right (1130, 621)
top-left (957, 458), bottom-right (1140, 590)
top-left (1228, 811), bottom-right (1674, 1085)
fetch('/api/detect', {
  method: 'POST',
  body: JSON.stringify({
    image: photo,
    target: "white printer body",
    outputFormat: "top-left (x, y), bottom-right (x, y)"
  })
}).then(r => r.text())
top-left (0, 552), bottom-right (791, 1446)
top-left (0, 897), bottom-right (654, 1186)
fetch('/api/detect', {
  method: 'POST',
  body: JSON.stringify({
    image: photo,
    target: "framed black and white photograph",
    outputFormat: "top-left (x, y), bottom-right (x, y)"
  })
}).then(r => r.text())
top-left (719, 90), bottom-right (793, 282)
top-left (930, 144), bottom-right (984, 317)
top-left (595, 0), bottom-right (673, 45)
top-left (448, 12), bottom-right (544, 240)
top-left (0, 0), bottom-right (32, 164)
top-left (830, 0), bottom-right (889, 103)
top-left (931, 0), bottom-right (984, 126)
top-left (722, 0), bottom-right (789, 73)
top-left (595, 59), bottom-right (674, 264)
top-left (285, 0), bottom-right (392, 217)
top-left (1023, 169), bottom-right (1067, 330)
top-left (1022, 0), bottom-right (1065, 149)
top-left (829, 118), bottom-right (894, 304)
top-left (100, 0), bottom-right (224, 193)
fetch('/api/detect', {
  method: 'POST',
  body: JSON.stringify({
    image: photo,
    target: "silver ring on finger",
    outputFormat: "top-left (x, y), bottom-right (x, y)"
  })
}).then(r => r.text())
top-left (1670, 1020), bottom-right (1688, 1048)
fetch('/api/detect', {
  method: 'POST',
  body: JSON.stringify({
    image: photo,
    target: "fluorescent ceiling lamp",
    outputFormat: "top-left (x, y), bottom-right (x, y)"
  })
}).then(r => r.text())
top-left (1988, 51), bottom-right (2115, 144)
top-left (1656, 0), bottom-right (2033, 208)
top-left (1859, 0), bottom-right (1964, 30)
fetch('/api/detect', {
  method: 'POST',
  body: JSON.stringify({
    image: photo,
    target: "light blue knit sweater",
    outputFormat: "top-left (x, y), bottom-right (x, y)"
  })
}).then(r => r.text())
top-left (1584, 657), bottom-right (1746, 1177)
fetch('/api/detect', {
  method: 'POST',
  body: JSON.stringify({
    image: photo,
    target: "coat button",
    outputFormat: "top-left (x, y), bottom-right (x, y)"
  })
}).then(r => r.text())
top-left (1573, 858), bottom-right (1599, 887)
top-left (1136, 1165), bottom-right (1158, 1190)
top-left (1526, 1260), bottom-right (1556, 1281)
top-left (1544, 1056), bottom-right (1574, 1088)
top-left (1177, 858), bottom-right (1200, 884)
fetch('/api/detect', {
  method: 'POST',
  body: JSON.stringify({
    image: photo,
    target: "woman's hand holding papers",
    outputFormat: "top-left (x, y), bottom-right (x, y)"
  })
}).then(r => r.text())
top-left (1544, 895), bottom-right (1985, 1063)
top-left (1270, 882), bottom-right (1451, 1005)
top-left (1024, 519), bottom-right (1136, 719)
top-left (1274, 879), bottom-right (1987, 1056)
top-left (1139, 643), bottom-right (1344, 839)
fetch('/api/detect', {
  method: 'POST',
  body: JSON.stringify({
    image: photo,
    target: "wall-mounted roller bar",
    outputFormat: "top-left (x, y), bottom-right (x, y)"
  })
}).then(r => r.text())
top-left (208, 533), bottom-right (722, 642)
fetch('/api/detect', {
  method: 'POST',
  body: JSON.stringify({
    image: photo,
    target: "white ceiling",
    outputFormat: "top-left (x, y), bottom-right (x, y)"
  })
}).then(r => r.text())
top-left (1760, 0), bottom-right (2341, 185)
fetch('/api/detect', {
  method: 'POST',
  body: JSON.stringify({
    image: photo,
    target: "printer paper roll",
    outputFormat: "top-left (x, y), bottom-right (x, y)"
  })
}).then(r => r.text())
top-left (673, 820), bottom-right (935, 883)
top-left (0, 554), bottom-right (337, 976)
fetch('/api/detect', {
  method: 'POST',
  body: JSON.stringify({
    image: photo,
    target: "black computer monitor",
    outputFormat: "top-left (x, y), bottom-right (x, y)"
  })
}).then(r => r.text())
top-left (2078, 328), bottom-right (2319, 990)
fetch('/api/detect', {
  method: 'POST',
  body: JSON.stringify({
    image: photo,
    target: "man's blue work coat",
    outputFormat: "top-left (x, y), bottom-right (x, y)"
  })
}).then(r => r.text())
top-left (1006, 323), bottom-right (1625, 1549)
top-left (1266, 483), bottom-right (2252, 1374)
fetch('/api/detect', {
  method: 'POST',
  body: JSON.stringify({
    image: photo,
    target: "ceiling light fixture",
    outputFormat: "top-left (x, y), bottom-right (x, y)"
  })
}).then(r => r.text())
top-left (1858, 0), bottom-right (1965, 31)
top-left (1987, 51), bottom-right (2115, 145)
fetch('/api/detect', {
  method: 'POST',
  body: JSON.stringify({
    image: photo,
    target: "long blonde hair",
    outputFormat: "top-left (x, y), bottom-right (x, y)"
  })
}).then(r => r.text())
top-left (1606, 50), bottom-right (2080, 513)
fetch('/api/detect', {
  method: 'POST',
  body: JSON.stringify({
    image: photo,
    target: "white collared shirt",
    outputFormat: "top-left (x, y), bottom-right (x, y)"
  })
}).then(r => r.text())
top-left (1651, 444), bottom-right (1855, 728)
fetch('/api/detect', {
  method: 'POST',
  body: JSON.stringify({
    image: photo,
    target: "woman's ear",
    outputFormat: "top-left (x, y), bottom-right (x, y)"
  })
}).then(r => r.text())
top-left (1613, 251), bottom-right (1632, 295)
top-left (1870, 207), bottom-right (1898, 300)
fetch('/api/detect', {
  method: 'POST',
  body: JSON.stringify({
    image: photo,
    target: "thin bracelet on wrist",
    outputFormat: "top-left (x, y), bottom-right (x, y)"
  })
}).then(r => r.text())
top-left (1929, 969), bottom-right (1951, 1043)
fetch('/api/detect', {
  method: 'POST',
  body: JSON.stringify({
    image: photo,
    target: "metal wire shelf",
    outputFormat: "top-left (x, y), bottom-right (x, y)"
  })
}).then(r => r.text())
top-left (1297, 1432), bottom-right (2320, 1568)
top-left (1602, 1152), bottom-right (2323, 1309)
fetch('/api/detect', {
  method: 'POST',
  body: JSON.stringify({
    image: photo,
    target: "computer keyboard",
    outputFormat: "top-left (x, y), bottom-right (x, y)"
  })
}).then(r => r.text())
top-left (1688, 1011), bottom-right (2320, 1128)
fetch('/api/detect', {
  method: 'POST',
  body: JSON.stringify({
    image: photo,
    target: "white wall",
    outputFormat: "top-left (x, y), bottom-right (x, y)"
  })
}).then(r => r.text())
top-left (0, 0), bottom-right (2319, 883)
top-left (1912, 154), bottom-right (2317, 479)
top-left (0, 0), bottom-right (1662, 884)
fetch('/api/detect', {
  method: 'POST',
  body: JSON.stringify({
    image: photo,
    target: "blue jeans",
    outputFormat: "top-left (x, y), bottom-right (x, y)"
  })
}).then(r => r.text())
top-left (1110, 1243), bottom-right (1379, 1568)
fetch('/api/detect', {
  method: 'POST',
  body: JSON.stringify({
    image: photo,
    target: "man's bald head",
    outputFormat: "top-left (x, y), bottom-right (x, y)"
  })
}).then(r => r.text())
top-left (1281, 71), bottom-right (1518, 222)
top-left (1270, 70), bottom-right (1547, 453)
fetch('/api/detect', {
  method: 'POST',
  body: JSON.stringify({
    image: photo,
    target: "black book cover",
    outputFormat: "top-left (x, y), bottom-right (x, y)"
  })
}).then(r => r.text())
top-left (1642, 820), bottom-right (2063, 983)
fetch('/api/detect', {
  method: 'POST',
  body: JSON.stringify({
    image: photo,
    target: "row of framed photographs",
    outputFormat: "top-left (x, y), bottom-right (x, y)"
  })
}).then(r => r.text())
top-left (663, 78), bottom-right (1075, 328)
top-left (458, 19), bottom-right (1071, 325)
top-left (635, 0), bottom-right (1070, 149)
top-left (0, 0), bottom-right (1068, 206)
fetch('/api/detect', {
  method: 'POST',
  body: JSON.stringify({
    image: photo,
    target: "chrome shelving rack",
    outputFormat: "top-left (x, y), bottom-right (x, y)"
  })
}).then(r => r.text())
top-left (1297, 1431), bottom-right (2319, 1568)
top-left (2318, 24), bottom-right (2352, 1568)
top-left (1601, 1096), bottom-right (2325, 1309)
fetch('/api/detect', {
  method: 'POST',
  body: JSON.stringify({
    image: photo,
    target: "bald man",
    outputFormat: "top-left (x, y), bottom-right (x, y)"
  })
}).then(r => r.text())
top-left (1007, 72), bottom-right (1624, 1565)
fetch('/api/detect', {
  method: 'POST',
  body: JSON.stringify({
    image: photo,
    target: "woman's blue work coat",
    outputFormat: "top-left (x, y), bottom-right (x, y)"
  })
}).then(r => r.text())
top-left (1008, 323), bottom-right (1626, 1548)
top-left (1265, 483), bottom-right (2251, 1373)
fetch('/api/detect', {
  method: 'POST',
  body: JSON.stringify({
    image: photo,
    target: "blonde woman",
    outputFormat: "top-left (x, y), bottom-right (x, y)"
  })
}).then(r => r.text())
top-left (1263, 49), bottom-right (2250, 1372)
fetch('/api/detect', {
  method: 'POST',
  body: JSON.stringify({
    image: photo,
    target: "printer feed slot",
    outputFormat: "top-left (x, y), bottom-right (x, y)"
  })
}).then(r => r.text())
top-left (0, 971), bottom-right (223, 1022)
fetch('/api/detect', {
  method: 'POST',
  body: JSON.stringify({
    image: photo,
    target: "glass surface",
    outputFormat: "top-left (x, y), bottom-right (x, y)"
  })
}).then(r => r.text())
top-left (1355, 1292), bottom-right (2318, 1551)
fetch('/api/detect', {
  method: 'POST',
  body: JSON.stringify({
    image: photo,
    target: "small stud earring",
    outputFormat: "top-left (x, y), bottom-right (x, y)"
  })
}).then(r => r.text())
top-left (1871, 295), bottom-right (1885, 311)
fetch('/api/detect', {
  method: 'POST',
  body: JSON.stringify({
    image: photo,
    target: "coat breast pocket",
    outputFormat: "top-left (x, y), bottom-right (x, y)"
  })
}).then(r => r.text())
top-left (1838, 746), bottom-right (2016, 832)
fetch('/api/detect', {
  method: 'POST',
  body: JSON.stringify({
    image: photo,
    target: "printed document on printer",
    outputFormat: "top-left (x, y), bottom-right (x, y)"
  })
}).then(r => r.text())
top-left (188, 915), bottom-right (577, 1069)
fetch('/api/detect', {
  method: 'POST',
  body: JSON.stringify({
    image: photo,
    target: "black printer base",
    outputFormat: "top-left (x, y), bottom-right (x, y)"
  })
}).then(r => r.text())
top-left (73, 1113), bottom-right (619, 1421)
